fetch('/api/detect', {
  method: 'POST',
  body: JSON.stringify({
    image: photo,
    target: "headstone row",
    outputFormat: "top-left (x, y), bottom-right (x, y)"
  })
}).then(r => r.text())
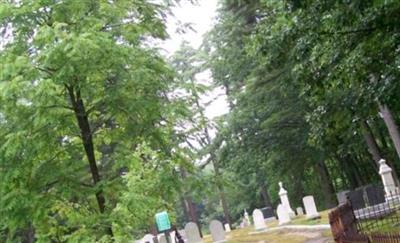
top-left (275, 182), bottom-right (320, 225)
top-left (139, 220), bottom-right (229, 243)
top-left (139, 181), bottom-right (325, 242)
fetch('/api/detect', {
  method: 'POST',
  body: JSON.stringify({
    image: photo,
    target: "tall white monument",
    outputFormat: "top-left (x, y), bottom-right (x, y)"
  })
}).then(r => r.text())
top-left (278, 182), bottom-right (295, 218)
top-left (379, 159), bottom-right (399, 202)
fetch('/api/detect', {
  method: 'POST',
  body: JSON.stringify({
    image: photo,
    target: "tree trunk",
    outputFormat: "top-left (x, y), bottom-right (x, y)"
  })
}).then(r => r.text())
top-left (180, 196), bottom-right (190, 222)
top-left (21, 224), bottom-right (35, 243)
top-left (315, 160), bottom-right (337, 208)
top-left (150, 223), bottom-right (159, 243)
top-left (186, 197), bottom-right (202, 237)
top-left (180, 169), bottom-right (202, 236)
top-left (360, 120), bottom-right (381, 168)
top-left (212, 158), bottom-right (232, 228)
top-left (335, 155), bottom-right (357, 188)
top-left (260, 185), bottom-right (272, 208)
top-left (191, 82), bottom-right (231, 228)
top-left (378, 103), bottom-right (400, 185)
top-left (66, 85), bottom-right (113, 237)
top-left (379, 103), bottom-right (400, 160)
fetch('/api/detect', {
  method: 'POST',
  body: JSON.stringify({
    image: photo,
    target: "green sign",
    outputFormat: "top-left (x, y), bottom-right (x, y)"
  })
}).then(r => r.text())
top-left (155, 211), bottom-right (171, 232)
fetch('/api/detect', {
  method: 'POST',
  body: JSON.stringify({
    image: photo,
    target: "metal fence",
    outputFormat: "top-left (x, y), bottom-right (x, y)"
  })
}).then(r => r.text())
top-left (329, 187), bottom-right (400, 243)
top-left (349, 186), bottom-right (400, 233)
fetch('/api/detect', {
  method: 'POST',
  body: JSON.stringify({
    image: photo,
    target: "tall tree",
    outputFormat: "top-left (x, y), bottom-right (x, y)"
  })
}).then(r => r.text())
top-left (0, 1), bottom-right (187, 241)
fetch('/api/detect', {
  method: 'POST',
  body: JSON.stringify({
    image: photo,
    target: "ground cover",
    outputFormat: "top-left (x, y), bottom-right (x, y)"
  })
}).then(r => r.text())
top-left (202, 210), bottom-right (333, 243)
top-left (358, 210), bottom-right (400, 233)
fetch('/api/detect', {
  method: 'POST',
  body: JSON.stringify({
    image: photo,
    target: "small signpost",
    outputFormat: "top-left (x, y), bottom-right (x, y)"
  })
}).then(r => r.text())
top-left (155, 211), bottom-right (172, 243)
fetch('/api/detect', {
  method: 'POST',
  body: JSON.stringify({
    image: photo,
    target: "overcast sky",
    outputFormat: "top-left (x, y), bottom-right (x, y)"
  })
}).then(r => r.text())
top-left (161, 0), bottom-right (229, 120)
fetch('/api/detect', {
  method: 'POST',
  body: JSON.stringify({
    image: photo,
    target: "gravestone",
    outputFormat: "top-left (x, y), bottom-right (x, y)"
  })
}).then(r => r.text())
top-left (303, 195), bottom-right (320, 220)
top-left (277, 204), bottom-right (291, 225)
top-left (178, 229), bottom-right (187, 241)
top-left (379, 159), bottom-right (396, 196)
top-left (224, 223), bottom-right (231, 232)
top-left (141, 234), bottom-right (155, 243)
top-left (170, 231), bottom-right (176, 243)
top-left (336, 190), bottom-right (350, 205)
top-left (347, 189), bottom-right (365, 210)
top-left (260, 207), bottom-right (275, 220)
top-left (184, 222), bottom-right (203, 243)
top-left (209, 220), bottom-right (226, 243)
top-left (278, 182), bottom-right (295, 218)
top-left (252, 209), bottom-right (267, 231)
top-left (158, 235), bottom-right (167, 243)
top-left (365, 185), bottom-right (385, 206)
top-left (244, 209), bottom-right (251, 226)
top-left (296, 207), bottom-right (304, 216)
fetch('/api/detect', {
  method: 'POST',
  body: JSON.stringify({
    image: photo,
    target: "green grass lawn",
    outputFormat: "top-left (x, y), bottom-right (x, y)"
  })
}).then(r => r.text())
top-left (289, 209), bottom-right (330, 225)
top-left (202, 210), bottom-right (333, 243)
top-left (358, 210), bottom-right (400, 233)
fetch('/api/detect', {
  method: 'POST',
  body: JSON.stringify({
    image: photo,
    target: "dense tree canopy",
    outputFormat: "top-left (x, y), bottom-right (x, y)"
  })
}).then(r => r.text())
top-left (0, 0), bottom-right (189, 241)
top-left (1, 0), bottom-right (400, 242)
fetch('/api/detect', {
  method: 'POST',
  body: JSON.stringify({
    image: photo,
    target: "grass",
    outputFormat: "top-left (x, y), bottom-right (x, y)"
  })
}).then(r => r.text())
top-left (358, 210), bottom-right (400, 233)
top-left (201, 210), bottom-right (334, 243)
top-left (203, 227), bottom-right (308, 243)
top-left (288, 210), bottom-right (330, 225)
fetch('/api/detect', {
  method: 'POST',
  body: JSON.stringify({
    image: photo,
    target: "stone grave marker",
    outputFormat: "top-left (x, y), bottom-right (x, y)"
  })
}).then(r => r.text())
top-left (158, 235), bottom-right (167, 243)
top-left (224, 223), bottom-right (231, 232)
top-left (365, 185), bottom-right (385, 206)
top-left (296, 207), bottom-right (304, 216)
top-left (252, 209), bottom-right (267, 231)
top-left (184, 222), bottom-right (203, 243)
top-left (140, 234), bottom-right (155, 243)
top-left (278, 182), bottom-right (295, 218)
top-left (260, 207), bottom-right (275, 221)
top-left (347, 189), bottom-right (365, 210)
top-left (178, 229), bottom-right (187, 241)
top-left (277, 204), bottom-right (291, 225)
top-left (379, 159), bottom-right (396, 196)
top-left (303, 195), bottom-right (321, 219)
top-left (336, 190), bottom-right (350, 205)
top-left (209, 220), bottom-right (226, 243)
top-left (244, 209), bottom-right (251, 226)
top-left (170, 231), bottom-right (176, 243)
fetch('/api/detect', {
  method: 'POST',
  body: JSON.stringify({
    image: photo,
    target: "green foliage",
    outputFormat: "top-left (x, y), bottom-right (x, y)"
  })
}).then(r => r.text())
top-left (202, 0), bottom-right (400, 222)
top-left (0, 0), bottom-right (189, 241)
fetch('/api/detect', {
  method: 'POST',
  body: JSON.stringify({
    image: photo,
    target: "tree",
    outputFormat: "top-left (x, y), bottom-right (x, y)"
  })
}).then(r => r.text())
top-left (0, 1), bottom-right (187, 241)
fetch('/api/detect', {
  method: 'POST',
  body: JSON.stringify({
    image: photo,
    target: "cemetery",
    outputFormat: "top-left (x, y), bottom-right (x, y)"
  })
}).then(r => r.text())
top-left (135, 165), bottom-right (400, 242)
top-left (2, 1), bottom-right (400, 243)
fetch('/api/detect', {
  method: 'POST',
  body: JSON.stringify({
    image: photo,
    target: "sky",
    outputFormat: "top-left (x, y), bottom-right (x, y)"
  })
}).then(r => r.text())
top-left (161, 0), bottom-right (229, 121)
top-left (162, 1), bottom-right (218, 53)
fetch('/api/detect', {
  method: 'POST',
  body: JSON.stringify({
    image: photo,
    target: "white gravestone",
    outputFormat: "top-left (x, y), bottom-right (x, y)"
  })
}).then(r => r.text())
top-left (277, 204), bottom-right (291, 225)
top-left (224, 223), bottom-right (231, 232)
top-left (209, 220), bottom-right (226, 243)
top-left (158, 235), bottom-right (167, 243)
top-left (379, 159), bottom-right (397, 197)
top-left (185, 222), bottom-right (203, 243)
top-left (303, 195), bottom-right (321, 219)
top-left (170, 231), bottom-right (176, 243)
top-left (244, 209), bottom-right (251, 226)
top-left (252, 209), bottom-right (267, 231)
top-left (278, 182), bottom-right (295, 218)
top-left (296, 207), bottom-right (304, 216)
top-left (140, 234), bottom-right (155, 243)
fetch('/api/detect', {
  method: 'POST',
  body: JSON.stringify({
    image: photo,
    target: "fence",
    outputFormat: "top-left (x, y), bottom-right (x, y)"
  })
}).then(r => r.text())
top-left (350, 186), bottom-right (400, 234)
top-left (329, 201), bottom-right (369, 243)
top-left (329, 189), bottom-right (400, 243)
